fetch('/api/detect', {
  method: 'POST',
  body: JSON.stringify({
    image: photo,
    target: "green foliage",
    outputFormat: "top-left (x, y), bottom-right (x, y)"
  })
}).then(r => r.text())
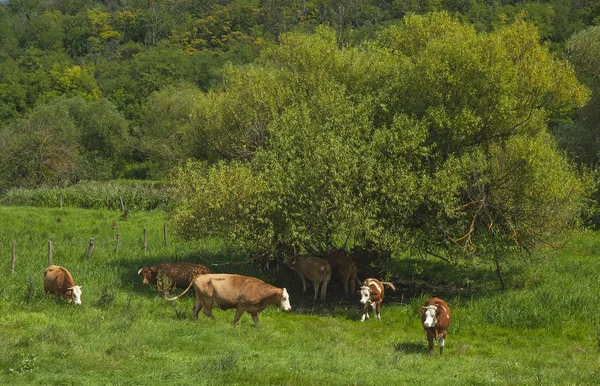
top-left (170, 15), bottom-right (590, 274)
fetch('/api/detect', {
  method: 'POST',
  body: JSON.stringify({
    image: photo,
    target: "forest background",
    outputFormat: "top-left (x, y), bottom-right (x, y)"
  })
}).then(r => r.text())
top-left (2, 0), bottom-right (600, 279)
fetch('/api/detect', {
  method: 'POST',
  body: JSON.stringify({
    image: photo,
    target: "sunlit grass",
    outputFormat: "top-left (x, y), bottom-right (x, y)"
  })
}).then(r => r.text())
top-left (1, 206), bottom-right (600, 384)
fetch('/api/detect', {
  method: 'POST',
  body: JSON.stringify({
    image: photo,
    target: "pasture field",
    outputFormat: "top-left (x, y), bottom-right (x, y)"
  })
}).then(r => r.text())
top-left (1, 206), bottom-right (600, 385)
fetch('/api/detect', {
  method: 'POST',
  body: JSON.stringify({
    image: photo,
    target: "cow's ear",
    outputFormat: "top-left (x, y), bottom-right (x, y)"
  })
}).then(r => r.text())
top-left (291, 257), bottom-right (296, 265)
top-left (419, 306), bottom-right (426, 314)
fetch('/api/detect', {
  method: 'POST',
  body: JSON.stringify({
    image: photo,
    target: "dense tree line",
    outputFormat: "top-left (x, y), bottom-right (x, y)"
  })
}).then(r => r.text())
top-left (1, 0), bottom-right (600, 277)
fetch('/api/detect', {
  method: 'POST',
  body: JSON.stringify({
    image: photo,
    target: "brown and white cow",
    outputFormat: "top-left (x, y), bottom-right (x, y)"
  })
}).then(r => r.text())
top-left (325, 249), bottom-right (362, 296)
top-left (283, 255), bottom-right (331, 301)
top-left (43, 265), bottom-right (82, 305)
top-left (420, 297), bottom-right (452, 355)
top-left (358, 278), bottom-right (395, 322)
top-left (138, 262), bottom-right (211, 295)
top-left (166, 274), bottom-right (291, 327)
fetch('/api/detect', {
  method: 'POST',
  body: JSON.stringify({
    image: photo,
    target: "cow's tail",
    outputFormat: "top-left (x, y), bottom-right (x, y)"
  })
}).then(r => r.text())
top-left (382, 282), bottom-right (396, 291)
top-left (164, 279), bottom-right (194, 302)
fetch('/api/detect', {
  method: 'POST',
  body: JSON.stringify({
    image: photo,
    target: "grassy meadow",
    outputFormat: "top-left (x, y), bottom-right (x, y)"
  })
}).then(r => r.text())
top-left (1, 205), bottom-right (600, 385)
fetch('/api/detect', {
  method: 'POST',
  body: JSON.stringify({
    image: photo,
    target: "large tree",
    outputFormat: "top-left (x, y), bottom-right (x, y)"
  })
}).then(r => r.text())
top-left (170, 14), bottom-right (589, 279)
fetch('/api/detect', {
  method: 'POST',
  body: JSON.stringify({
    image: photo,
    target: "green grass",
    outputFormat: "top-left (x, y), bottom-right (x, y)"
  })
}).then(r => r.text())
top-left (1, 206), bottom-right (600, 385)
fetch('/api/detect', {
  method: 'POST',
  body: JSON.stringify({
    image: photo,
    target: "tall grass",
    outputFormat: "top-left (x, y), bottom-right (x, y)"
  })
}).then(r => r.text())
top-left (2, 180), bottom-right (173, 211)
top-left (1, 206), bottom-right (599, 385)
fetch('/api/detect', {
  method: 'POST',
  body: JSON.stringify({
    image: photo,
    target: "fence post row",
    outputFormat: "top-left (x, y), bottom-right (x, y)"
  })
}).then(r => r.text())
top-left (48, 240), bottom-right (52, 266)
top-left (7, 225), bottom-right (165, 272)
top-left (88, 237), bottom-right (95, 258)
top-left (10, 240), bottom-right (16, 274)
top-left (163, 222), bottom-right (167, 245)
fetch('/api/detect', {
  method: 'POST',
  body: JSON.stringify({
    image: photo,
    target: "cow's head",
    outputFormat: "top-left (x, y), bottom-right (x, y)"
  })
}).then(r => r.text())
top-left (283, 256), bottom-right (297, 271)
top-left (420, 305), bottom-right (438, 328)
top-left (68, 285), bottom-right (82, 305)
top-left (280, 288), bottom-right (292, 311)
top-left (359, 286), bottom-right (371, 304)
top-left (138, 267), bottom-right (157, 284)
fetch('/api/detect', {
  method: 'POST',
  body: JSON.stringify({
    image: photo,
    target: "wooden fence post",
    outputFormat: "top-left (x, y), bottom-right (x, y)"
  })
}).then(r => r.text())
top-left (48, 240), bottom-right (52, 266)
top-left (87, 237), bottom-right (95, 258)
top-left (115, 233), bottom-right (120, 254)
top-left (163, 222), bottom-right (167, 245)
top-left (143, 228), bottom-right (147, 253)
top-left (10, 240), bottom-right (16, 273)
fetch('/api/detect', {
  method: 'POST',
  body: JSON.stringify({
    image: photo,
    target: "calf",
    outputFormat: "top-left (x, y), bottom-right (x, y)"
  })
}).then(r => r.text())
top-left (359, 278), bottom-right (395, 321)
top-left (420, 297), bottom-right (452, 355)
top-left (325, 249), bottom-right (362, 296)
top-left (43, 265), bottom-right (82, 305)
top-left (166, 274), bottom-right (291, 327)
top-left (138, 262), bottom-right (211, 295)
top-left (283, 255), bottom-right (331, 301)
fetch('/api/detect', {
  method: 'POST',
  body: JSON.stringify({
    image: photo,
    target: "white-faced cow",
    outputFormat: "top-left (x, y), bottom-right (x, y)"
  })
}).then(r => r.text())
top-left (166, 274), bottom-right (291, 327)
top-left (283, 255), bottom-right (331, 301)
top-left (420, 297), bottom-right (452, 355)
top-left (43, 265), bottom-right (82, 305)
top-left (325, 249), bottom-right (362, 296)
top-left (138, 262), bottom-right (211, 295)
top-left (358, 278), bottom-right (395, 322)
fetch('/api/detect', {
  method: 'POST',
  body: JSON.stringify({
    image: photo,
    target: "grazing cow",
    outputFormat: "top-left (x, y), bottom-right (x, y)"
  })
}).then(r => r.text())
top-left (283, 255), bottom-right (331, 301)
top-left (420, 297), bottom-right (452, 355)
top-left (43, 265), bottom-right (82, 305)
top-left (166, 274), bottom-right (291, 327)
top-left (138, 262), bottom-right (211, 295)
top-left (325, 249), bottom-right (361, 296)
top-left (358, 278), bottom-right (395, 322)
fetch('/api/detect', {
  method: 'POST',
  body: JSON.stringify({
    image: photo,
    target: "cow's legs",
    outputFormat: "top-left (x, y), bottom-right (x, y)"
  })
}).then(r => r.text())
top-left (232, 308), bottom-right (244, 327)
top-left (250, 312), bottom-right (259, 327)
top-left (313, 281), bottom-right (320, 301)
top-left (299, 274), bottom-right (308, 292)
top-left (320, 276), bottom-right (330, 301)
top-left (203, 302), bottom-right (215, 319)
top-left (360, 304), bottom-right (369, 322)
top-left (439, 336), bottom-right (445, 355)
top-left (427, 330), bottom-right (435, 356)
top-left (193, 299), bottom-right (203, 319)
top-left (342, 274), bottom-right (349, 295)
top-left (375, 302), bottom-right (381, 319)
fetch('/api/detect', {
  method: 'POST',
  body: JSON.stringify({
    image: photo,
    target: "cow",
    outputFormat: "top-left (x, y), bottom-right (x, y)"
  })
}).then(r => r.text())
top-left (138, 262), bottom-right (211, 295)
top-left (165, 274), bottom-right (291, 327)
top-left (325, 249), bottom-right (362, 296)
top-left (420, 297), bottom-right (452, 355)
top-left (283, 255), bottom-right (331, 301)
top-left (358, 278), bottom-right (395, 322)
top-left (43, 265), bottom-right (82, 305)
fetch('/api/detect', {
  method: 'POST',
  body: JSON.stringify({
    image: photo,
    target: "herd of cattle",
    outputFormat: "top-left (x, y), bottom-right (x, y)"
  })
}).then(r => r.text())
top-left (42, 249), bottom-right (452, 355)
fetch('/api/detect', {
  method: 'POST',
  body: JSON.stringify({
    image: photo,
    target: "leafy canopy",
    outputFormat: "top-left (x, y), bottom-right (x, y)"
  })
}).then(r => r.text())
top-left (170, 13), bottom-right (589, 267)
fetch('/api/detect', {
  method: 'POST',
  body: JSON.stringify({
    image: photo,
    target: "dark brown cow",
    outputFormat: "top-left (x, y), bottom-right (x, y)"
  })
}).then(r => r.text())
top-left (283, 255), bottom-right (331, 301)
top-left (166, 274), bottom-right (291, 327)
top-left (420, 297), bottom-right (452, 355)
top-left (325, 249), bottom-right (362, 296)
top-left (138, 262), bottom-right (211, 295)
top-left (44, 265), bottom-right (82, 305)
top-left (358, 278), bottom-right (395, 322)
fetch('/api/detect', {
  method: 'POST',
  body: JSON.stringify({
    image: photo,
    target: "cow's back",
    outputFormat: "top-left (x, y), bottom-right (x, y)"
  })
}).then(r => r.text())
top-left (195, 274), bottom-right (274, 309)
top-left (156, 262), bottom-right (211, 288)
top-left (296, 255), bottom-right (331, 280)
top-left (44, 265), bottom-right (74, 296)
